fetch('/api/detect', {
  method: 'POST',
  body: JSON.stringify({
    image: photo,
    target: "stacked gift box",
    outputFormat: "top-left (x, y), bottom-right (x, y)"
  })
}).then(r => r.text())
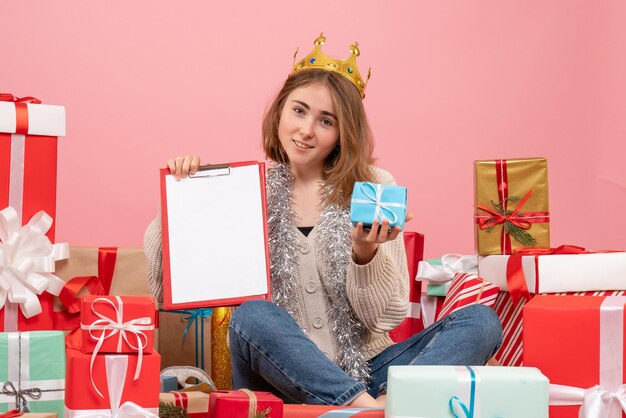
top-left (65, 295), bottom-right (160, 416)
top-left (0, 94), bottom-right (69, 418)
top-left (400, 156), bottom-right (626, 417)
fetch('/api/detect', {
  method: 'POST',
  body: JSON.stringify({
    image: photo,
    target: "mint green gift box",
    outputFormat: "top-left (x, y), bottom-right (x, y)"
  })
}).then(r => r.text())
top-left (0, 331), bottom-right (65, 417)
top-left (423, 259), bottom-right (450, 296)
top-left (386, 365), bottom-right (549, 418)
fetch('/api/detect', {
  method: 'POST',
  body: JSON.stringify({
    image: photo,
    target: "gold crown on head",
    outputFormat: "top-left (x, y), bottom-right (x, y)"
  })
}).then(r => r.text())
top-left (292, 33), bottom-right (371, 98)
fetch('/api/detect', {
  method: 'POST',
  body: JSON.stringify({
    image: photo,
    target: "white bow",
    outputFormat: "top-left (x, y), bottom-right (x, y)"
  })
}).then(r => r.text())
top-left (550, 383), bottom-right (626, 418)
top-left (416, 254), bottom-right (478, 284)
top-left (0, 207), bottom-right (68, 318)
top-left (69, 356), bottom-right (158, 418)
top-left (83, 296), bottom-right (154, 398)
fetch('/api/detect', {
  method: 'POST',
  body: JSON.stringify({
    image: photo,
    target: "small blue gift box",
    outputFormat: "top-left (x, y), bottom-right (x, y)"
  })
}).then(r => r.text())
top-left (350, 182), bottom-right (407, 231)
top-left (160, 375), bottom-right (179, 392)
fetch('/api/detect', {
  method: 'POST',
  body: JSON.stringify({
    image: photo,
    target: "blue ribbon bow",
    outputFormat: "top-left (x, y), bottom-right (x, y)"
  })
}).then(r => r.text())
top-left (449, 366), bottom-right (476, 418)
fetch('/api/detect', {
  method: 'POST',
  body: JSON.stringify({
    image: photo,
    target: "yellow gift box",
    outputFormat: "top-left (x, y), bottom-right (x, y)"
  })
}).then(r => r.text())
top-left (474, 158), bottom-right (550, 255)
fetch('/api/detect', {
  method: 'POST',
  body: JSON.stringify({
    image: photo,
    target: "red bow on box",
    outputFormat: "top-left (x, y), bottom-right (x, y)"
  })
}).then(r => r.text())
top-left (0, 410), bottom-right (23, 418)
top-left (0, 93), bottom-right (42, 135)
top-left (53, 247), bottom-right (117, 331)
top-left (506, 245), bottom-right (620, 303)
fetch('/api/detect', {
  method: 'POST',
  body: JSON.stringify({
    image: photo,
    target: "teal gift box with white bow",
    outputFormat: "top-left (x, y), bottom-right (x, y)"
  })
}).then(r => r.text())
top-left (386, 365), bottom-right (549, 418)
top-left (350, 182), bottom-right (407, 231)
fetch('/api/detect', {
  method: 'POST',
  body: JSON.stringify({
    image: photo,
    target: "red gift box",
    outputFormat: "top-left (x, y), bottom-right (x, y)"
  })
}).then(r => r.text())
top-left (80, 295), bottom-right (156, 354)
top-left (208, 390), bottom-right (283, 418)
top-left (436, 272), bottom-right (499, 320)
top-left (0, 207), bottom-right (69, 332)
top-left (389, 231), bottom-right (425, 343)
top-left (65, 347), bottom-right (160, 416)
top-left (524, 295), bottom-right (626, 418)
top-left (0, 94), bottom-right (65, 243)
top-left (283, 404), bottom-right (383, 417)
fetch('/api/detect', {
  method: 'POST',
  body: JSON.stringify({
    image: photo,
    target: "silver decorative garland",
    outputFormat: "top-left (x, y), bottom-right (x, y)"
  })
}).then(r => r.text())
top-left (266, 164), bottom-right (370, 383)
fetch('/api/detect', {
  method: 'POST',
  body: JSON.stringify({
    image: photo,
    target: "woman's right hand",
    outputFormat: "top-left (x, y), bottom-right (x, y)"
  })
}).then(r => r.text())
top-left (165, 155), bottom-right (201, 180)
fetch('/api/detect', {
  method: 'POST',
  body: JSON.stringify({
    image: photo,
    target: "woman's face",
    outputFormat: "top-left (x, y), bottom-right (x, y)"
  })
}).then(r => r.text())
top-left (277, 82), bottom-right (340, 176)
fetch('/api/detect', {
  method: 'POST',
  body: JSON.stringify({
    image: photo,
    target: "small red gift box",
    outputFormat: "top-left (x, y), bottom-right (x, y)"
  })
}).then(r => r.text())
top-left (65, 348), bottom-right (160, 415)
top-left (524, 295), bottom-right (626, 418)
top-left (80, 295), bottom-right (156, 354)
top-left (208, 390), bottom-right (283, 418)
top-left (283, 404), bottom-right (383, 417)
top-left (389, 231), bottom-right (425, 343)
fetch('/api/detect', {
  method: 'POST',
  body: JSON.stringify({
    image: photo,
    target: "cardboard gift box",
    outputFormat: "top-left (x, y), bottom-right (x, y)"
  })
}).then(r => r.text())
top-left (389, 231), bottom-right (424, 343)
top-left (54, 247), bottom-right (151, 298)
top-left (386, 365), bottom-right (549, 418)
top-left (283, 404), bottom-right (383, 417)
top-left (52, 247), bottom-right (153, 332)
top-left (350, 182), bottom-right (407, 230)
top-left (0, 332), bottom-right (65, 417)
top-left (160, 391), bottom-right (209, 416)
top-left (80, 295), bottom-right (156, 354)
top-left (64, 348), bottom-right (160, 416)
top-left (0, 94), bottom-right (65, 243)
top-left (474, 157), bottom-right (549, 255)
top-left (478, 249), bottom-right (626, 294)
top-left (159, 308), bottom-right (212, 376)
top-left (524, 295), bottom-right (626, 418)
top-left (208, 390), bottom-right (282, 418)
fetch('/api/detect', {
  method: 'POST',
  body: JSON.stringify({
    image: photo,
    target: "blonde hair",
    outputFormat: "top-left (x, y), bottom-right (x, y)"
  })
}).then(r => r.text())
top-left (262, 69), bottom-right (376, 207)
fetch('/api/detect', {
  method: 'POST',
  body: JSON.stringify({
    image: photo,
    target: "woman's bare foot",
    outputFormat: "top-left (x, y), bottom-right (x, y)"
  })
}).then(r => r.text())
top-left (349, 392), bottom-right (385, 408)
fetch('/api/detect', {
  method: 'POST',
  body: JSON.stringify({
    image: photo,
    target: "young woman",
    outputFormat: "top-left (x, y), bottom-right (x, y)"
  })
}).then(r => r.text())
top-left (144, 35), bottom-right (502, 408)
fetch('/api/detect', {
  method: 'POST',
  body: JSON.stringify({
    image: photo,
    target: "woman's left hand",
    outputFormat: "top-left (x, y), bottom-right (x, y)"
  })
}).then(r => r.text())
top-left (352, 213), bottom-right (414, 265)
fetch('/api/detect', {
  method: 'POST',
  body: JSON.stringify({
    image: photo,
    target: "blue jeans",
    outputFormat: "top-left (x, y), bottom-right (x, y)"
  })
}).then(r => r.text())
top-left (229, 300), bottom-right (502, 405)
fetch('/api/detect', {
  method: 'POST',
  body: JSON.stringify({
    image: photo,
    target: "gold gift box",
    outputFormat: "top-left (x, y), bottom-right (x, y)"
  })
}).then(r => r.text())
top-left (20, 414), bottom-right (58, 418)
top-left (474, 158), bottom-right (550, 255)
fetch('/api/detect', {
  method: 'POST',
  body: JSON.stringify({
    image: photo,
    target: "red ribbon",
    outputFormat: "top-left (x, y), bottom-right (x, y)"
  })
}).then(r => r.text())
top-left (172, 392), bottom-right (189, 409)
top-left (53, 247), bottom-right (118, 332)
top-left (0, 410), bottom-right (23, 418)
top-left (0, 93), bottom-right (42, 135)
top-left (475, 159), bottom-right (550, 254)
top-left (505, 245), bottom-right (617, 303)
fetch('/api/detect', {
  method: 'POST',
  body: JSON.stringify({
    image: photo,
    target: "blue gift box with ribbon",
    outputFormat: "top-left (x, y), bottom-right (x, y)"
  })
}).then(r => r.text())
top-left (350, 182), bottom-right (407, 231)
top-left (386, 365), bottom-right (549, 418)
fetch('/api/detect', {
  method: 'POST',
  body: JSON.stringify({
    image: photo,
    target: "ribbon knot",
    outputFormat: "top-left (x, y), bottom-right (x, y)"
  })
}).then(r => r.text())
top-left (352, 182), bottom-right (405, 225)
top-left (2, 381), bottom-right (42, 412)
top-left (0, 207), bottom-right (69, 323)
top-left (475, 190), bottom-right (534, 231)
top-left (83, 296), bottom-right (154, 398)
top-left (0, 94), bottom-right (41, 104)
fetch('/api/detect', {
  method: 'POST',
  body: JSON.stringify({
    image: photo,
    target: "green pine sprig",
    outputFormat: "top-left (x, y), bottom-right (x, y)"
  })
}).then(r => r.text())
top-left (159, 401), bottom-right (189, 418)
top-left (484, 196), bottom-right (537, 247)
top-left (254, 407), bottom-right (272, 418)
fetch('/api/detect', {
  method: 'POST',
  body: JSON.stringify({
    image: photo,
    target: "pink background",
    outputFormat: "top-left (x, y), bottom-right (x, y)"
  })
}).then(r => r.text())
top-left (2, 1), bottom-right (625, 257)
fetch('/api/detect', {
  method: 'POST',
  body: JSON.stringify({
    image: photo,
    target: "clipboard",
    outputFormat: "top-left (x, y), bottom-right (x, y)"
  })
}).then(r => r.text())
top-left (160, 161), bottom-right (271, 310)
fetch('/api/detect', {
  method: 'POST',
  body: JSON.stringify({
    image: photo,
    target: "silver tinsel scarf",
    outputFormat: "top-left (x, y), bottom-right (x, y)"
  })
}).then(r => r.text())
top-left (266, 164), bottom-right (370, 383)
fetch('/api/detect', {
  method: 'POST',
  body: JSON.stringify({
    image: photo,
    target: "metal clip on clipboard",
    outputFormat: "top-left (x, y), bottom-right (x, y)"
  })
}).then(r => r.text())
top-left (189, 163), bottom-right (231, 178)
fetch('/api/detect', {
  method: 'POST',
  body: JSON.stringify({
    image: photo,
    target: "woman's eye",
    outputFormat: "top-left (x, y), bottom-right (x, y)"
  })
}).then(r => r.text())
top-left (294, 107), bottom-right (304, 115)
top-left (321, 118), bottom-right (333, 127)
